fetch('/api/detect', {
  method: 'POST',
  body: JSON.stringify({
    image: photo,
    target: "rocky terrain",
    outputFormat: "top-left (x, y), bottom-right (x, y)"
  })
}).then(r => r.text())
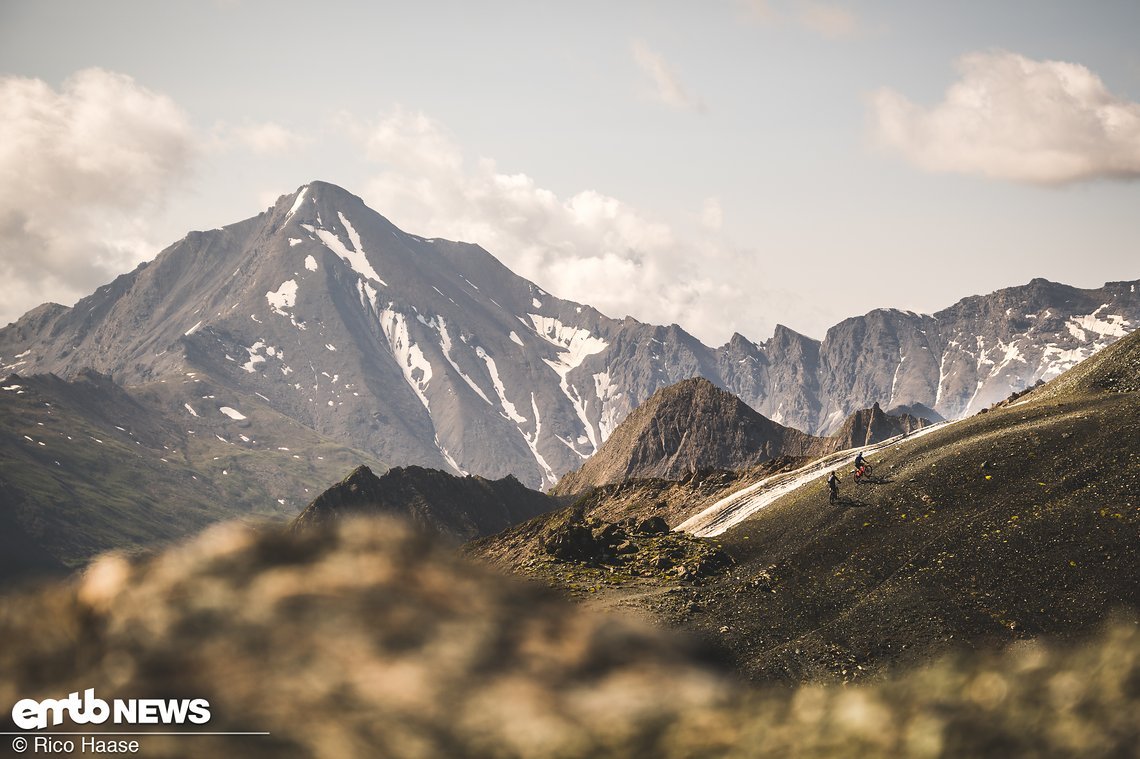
top-left (467, 501), bottom-right (737, 599)
top-left (886, 402), bottom-right (945, 423)
top-left (0, 515), bottom-right (1136, 758)
top-left (476, 330), bottom-right (1140, 685)
top-left (292, 464), bottom-right (558, 541)
top-left (824, 401), bottom-right (931, 451)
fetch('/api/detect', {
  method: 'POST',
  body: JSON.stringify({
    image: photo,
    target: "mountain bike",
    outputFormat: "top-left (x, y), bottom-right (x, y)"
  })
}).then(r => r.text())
top-left (852, 463), bottom-right (873, 484)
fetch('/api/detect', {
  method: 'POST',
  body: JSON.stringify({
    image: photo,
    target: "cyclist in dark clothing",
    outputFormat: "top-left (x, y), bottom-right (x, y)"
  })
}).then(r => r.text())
top-left (854, 451), bottom-right (866, 470)
top-left (827, 470), bottom-right (840, 504)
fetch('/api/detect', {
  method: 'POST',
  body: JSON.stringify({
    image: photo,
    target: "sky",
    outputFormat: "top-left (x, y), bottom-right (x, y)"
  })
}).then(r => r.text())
top-left (1, 0), bottom-right (1138, 345)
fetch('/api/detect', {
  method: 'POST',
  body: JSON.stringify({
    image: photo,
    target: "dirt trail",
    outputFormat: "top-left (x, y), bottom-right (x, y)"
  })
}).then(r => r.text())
top-left (676, 422), bottom-right (951, 536)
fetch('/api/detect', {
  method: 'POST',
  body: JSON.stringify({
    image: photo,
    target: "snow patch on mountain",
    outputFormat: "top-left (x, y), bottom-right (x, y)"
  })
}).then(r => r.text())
top-left (527, 315), bottom-right (609, 370)
top-left (1070, 307), bottom-right (1130, 340)
top-left (476, 346), bottom-right (525, 424)
top-left (266, 280), bottom-right (298, 316)
top-left (379, 309), bottom-right (432, 412)
top-left (593, 371), bottom-right (623, 443)
top-left (995, 339), bottom-right (1027, 372)
top-left (219, 406), bottom-right (247, 421)
top-left (242, 341), bottom-right (268, 373)
top-left (303, 219), bottom-right (387, 286)
top-left (285, 186), bottom-right (308, 221)
top-left (527, 314), bottom-right (609, 450)
top-left (1040, 344), bottom-right (1094, 380)
top-left (304, 255), bottom-right (318, 271)
top-left (436, 436), bottom-right (465, 476)
top-left (525, 393), bottom-right (557, 487)
top-left (437, 317), bottom-right (492, 405)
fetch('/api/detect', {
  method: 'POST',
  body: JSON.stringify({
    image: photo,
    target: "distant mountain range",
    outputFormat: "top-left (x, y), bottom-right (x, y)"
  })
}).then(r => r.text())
top-left (0, 180), bottom-right (1136, 571)
top-left (2, 181), bottom-right (1135, 494)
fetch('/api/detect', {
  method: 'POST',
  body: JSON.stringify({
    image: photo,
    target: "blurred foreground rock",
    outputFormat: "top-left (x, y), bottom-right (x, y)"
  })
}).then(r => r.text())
top-left (0, 516), bottom-right (1137, 758)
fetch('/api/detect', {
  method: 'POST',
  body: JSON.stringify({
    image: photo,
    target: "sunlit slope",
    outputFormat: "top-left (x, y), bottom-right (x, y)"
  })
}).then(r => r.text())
top-left (679, 331), bottom-right (1140, 681)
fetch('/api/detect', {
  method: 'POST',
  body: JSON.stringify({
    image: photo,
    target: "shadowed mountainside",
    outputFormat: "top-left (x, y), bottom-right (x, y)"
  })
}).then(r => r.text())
top-left (292, 464), bottom-right (558, 540)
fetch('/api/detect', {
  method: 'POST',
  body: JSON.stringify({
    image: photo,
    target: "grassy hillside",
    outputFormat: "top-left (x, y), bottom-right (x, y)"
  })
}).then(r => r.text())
top-left (676, 388), bottom-right (1138, 681)
top-left (0, 374), bottom-right (385, 568)
top-left (471, 331), bottom-right (1140, 683)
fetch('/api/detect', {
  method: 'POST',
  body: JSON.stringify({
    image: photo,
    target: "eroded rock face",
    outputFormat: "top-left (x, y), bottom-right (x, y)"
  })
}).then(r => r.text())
top-left (1, 515), bottom-right (1138, 758)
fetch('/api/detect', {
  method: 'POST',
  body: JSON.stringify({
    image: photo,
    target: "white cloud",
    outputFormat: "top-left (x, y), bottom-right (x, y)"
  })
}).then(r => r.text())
top-left (0, 68), bottom-right (196, 325)
top-left (630, 39), bottom-right (705, 112)
top-left (346, 108), bottom-right (802, 345)
top-left (871, 51), bottom-right (1140, 185)
top-left (798, 3), bottom-right (859, 38)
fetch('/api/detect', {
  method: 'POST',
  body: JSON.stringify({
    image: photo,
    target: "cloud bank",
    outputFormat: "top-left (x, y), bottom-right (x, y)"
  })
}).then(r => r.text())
top-left (0, 68), bottom-right (196, 325)
top-left (346, 108), bottom-right (806, 345)
top-left (871, 51), bottom-right (1140, 185)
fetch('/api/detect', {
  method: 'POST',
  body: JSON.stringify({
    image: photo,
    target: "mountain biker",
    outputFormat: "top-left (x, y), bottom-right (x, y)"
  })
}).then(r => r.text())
top-left (854, 451), bottom-right (866, 471)
top-left (827, 470), bottom-right (840, 504)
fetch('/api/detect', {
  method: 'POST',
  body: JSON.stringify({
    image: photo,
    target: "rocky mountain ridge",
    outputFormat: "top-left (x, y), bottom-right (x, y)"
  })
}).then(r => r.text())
top-left (1, 181), bottom-right (1136, 494)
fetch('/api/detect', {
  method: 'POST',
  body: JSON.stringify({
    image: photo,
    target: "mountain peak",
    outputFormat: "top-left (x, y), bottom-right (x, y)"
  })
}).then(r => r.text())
top-left (553, 377), bottom-right (821, 494)
top-left (276, 180), bottom-right (372, 225)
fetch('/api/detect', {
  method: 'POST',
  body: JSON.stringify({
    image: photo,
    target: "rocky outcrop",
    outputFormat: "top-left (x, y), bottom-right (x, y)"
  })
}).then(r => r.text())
top-left (885, 402), bottom-right (944, 423)
top-left (820, 402), bottom-right (932, 453)
top-left (553, 378), bottom-right (822, 495)
top-left (292, 464), bottom-right (557, 540)
top-left (535, 507), bottom-right (733, 581)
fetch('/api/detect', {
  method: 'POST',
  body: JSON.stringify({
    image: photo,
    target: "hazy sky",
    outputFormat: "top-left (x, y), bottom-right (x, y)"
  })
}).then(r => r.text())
top-left (2, 0), bottom-right (1138, 344)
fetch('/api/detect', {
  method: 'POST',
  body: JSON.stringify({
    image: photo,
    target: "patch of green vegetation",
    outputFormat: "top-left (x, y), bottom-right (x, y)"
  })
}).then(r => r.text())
top-left (0, 382), bottom-right (385, 567)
